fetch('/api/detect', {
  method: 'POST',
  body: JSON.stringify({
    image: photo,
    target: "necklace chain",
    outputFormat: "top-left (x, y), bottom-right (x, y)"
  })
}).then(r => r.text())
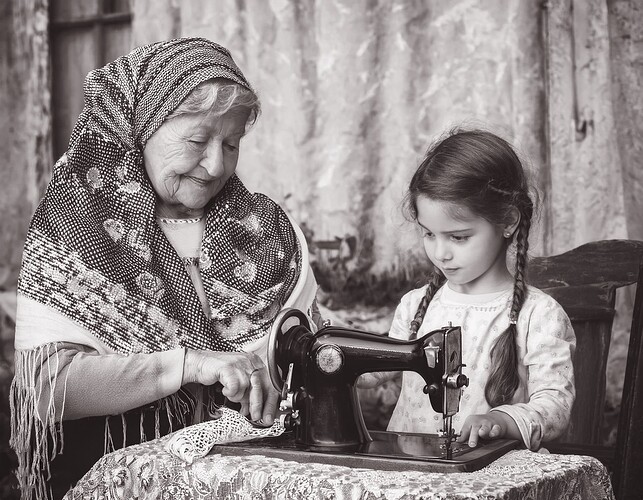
top-left (182, 256), bottom-right (200, 267)
top-left (157, 216), bottom-right (204, 225)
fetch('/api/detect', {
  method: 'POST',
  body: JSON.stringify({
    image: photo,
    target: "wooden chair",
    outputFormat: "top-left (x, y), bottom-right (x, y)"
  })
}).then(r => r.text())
top-left (529, 239), bottom-right (643, 500)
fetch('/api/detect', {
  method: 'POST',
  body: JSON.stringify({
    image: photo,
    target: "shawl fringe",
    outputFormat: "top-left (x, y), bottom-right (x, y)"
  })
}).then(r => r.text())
top-left (10, 344), bottom-right (194, 500)
top-left (10, 344), bottom-right (69, 500)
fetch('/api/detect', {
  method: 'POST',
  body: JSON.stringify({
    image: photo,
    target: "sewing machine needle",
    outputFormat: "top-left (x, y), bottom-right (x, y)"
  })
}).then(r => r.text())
top-left (445, 416), bottom-right (453, 460)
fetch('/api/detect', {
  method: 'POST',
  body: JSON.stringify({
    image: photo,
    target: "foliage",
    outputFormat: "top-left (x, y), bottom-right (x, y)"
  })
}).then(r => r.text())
top-left (304, 227), bottom-right (430, 309)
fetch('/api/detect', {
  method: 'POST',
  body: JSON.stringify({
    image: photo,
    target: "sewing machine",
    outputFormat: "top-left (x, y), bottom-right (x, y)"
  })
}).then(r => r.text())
top-left (218, 307), bottom-right (518, 472)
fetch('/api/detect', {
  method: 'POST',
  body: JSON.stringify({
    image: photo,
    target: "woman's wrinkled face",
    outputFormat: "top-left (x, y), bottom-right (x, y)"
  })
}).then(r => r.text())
top-left (143, 107), bottom-right (250, 217)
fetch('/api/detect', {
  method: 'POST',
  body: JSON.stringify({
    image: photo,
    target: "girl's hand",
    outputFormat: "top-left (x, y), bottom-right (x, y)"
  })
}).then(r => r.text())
top-left (457, 412), bottom-right (510, 447)
top-left (183, 349), bottom-right (276, 423)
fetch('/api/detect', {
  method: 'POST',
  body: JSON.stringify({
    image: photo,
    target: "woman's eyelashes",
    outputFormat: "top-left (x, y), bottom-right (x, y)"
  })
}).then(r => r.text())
top-left (186, 137), bottom-right (208, 151)
top-left (185, 137), bottom-right (239, 152)
top-left (223, 141), bottom-right (239, 152)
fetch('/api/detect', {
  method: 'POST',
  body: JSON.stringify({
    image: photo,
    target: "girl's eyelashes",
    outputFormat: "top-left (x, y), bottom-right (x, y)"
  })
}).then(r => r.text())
top-left (421, 230), bottom-right (470, 242)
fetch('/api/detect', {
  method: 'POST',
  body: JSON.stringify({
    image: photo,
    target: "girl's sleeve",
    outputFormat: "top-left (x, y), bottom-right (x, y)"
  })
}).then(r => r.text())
top-left (491, 294), bottom-right (576, 450)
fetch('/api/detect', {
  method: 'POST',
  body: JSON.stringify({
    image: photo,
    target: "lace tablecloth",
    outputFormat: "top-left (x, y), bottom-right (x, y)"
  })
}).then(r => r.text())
top-left (63, 436), bottom-right (614, 500)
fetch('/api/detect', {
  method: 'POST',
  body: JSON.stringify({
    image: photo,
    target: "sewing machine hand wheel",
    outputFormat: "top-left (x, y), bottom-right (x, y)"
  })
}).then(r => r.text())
top-left (267, 307), bottom-right (311, 394)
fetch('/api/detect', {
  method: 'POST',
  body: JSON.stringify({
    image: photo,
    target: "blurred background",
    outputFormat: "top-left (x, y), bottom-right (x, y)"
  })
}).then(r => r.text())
top-left (1, 0), bottom-right (642, 494)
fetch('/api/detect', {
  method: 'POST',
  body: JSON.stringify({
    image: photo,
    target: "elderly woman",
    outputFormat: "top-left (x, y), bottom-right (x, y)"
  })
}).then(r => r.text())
top-left (10, 37), bottom-right (318, 500)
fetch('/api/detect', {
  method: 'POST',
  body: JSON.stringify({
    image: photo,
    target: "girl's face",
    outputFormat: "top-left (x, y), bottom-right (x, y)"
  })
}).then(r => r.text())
top-left (143, 107), bottom-right (250, 218)
top-left (415, 196), bottom-right (515, 294)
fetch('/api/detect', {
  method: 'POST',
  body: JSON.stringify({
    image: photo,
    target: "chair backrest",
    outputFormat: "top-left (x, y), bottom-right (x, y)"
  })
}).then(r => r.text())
top-left (529, 239), bottom-right (643, 500)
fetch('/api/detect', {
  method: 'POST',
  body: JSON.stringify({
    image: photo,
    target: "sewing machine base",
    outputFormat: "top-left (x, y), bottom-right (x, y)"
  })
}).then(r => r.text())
top-left (213, 430), bottom-right (519, 473)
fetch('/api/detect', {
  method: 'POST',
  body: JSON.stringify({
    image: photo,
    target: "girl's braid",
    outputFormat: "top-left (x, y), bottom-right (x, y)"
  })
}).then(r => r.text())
top-left (510, 214), bottom-right (530, 323)
top-left (409, 269), bottom-right (445, 339)
top-left (484, 210), bottom-right (531, 407)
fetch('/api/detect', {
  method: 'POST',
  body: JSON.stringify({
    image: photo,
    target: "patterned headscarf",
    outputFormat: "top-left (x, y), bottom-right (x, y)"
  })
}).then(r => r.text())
top-left (18, 37), bottom-right (301, 353)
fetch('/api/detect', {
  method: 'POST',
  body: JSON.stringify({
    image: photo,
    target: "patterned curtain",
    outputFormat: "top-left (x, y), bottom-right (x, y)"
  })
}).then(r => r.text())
top-left (134, 0), bottom-right (643, 264)
top-left (108, 0), bottom-right (629, 411)
top-left (131, 1), bottom-right (643, 411)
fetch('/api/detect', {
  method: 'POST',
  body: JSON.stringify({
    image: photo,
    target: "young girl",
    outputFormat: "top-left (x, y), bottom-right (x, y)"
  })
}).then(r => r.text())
top-left (372, 129), bottom-right (575, 451)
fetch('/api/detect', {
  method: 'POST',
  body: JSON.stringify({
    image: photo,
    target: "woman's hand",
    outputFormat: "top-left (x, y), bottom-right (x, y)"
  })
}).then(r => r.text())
top-left (183, 349), bottom-right (278, 424)
top-left (457, 411), bottom-right (519, 447)
top-left (356, 371), bottom-right (399, 388)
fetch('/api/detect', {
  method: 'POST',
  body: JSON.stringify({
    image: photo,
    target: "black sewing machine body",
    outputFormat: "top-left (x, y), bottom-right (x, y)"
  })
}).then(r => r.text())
top-left (292, 327), bottom-right (436, 450)
top-left (223, 307), bottom-right (518, 471)
top-left (269, 311), bottom-right (466, 451)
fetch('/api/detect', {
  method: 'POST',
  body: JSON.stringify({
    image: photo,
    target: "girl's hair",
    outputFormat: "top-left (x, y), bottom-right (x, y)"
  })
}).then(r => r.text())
top-left (406, 128), bottom-right (534, 408)
top-left (170, 78), bottom-right (261, 132)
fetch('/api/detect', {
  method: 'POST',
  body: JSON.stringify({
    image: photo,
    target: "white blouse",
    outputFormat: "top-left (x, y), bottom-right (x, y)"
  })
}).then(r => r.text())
top-left (387, 283), bottom-right (576, 450)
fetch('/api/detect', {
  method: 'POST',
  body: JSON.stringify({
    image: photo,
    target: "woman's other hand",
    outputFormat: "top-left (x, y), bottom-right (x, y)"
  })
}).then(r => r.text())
top-left (356, 371), bottom-right (399, 388)
top-left (183, 349), bottom-right (277, 423)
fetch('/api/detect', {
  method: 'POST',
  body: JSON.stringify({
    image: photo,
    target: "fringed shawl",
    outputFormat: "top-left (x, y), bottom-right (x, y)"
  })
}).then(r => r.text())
top-left (11, 37), bottom-right (301, 500)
